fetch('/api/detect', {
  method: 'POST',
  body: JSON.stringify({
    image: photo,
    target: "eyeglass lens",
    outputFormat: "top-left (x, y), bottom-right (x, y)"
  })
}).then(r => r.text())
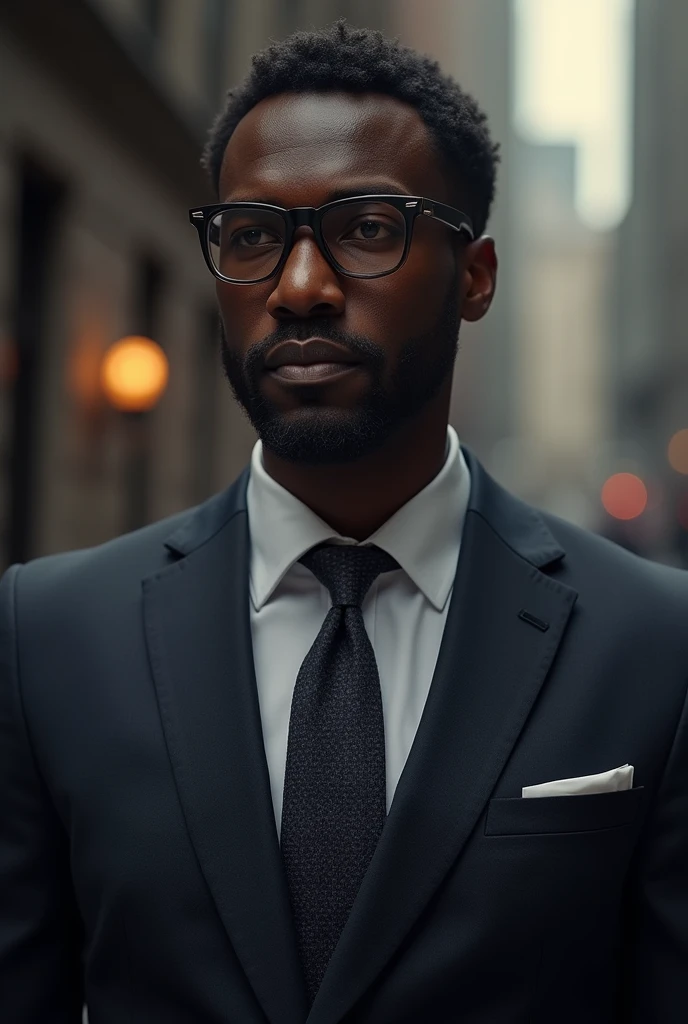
top-left (208, 201), bottom-right (407, 281)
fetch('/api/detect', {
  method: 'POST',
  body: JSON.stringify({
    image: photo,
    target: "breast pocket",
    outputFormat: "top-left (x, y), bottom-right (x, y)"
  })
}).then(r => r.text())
top-left (484, 786), bottom-right (646, 836)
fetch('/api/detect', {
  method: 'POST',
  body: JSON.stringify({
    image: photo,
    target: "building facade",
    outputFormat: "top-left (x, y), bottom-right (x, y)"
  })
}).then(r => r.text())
top-left (509, 140), bottom-right (614, 527)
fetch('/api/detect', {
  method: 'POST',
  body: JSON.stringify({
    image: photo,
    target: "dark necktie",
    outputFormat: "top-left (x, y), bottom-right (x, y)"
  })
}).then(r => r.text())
top-left (280, 542), bottom-right (400, 1003)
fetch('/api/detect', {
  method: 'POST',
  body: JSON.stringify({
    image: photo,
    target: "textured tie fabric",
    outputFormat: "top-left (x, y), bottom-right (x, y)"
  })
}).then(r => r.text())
top-left (280, 542), bottom-right (400, 1003)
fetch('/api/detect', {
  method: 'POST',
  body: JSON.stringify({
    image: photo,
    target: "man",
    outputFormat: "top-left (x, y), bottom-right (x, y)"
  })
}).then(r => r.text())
top-left (1, 21), bottom-right (687, 1024)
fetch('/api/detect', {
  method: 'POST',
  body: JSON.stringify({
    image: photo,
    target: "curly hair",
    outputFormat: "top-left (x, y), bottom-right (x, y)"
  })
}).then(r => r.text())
top-left (202, 21), bottom-right (500, 235)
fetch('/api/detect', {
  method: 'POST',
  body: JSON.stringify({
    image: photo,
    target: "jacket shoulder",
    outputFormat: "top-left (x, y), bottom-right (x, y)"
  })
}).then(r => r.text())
top-left (0, 507), bottom-right (196, 622)
top-left (542, 510), bottom-right (688, 609)
top-left (18, 507), bottom-right (190, 579)
top-left (2, 468), bottom-right (250, 612)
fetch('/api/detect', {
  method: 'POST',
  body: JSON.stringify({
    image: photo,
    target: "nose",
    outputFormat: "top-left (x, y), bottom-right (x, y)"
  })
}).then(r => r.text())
top-left (266, 227), bottom-right (346, 320)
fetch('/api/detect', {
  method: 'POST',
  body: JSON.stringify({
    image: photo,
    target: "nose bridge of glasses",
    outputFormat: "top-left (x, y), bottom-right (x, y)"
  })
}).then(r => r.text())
top-left (283, 208), bottom-right (336, 273)
top-left (289, 207), bottom-right (318, 230)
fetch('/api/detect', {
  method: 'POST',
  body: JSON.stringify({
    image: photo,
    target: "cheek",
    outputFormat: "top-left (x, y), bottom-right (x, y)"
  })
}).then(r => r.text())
top-left (349, 247), bottom-right (455, 338)
top-left (215, 282), bottom-right (274, 350)
top-left (399, 260), bottom-right (452, 326)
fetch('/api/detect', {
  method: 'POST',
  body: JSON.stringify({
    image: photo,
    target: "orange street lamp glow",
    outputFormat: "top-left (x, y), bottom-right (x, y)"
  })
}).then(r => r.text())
top-left (668, 429), bottom-right (688, 475)
top-left (601, 473), bottom-right (648, 521)
top-left (101, 336), bottom-right (169, 412)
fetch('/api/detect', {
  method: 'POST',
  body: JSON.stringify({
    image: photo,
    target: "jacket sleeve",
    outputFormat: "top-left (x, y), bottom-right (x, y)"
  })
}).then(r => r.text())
top-left (621, 677), bottom-right (688, 1021)
top-left (0, 565), bottom-right (84, 1023)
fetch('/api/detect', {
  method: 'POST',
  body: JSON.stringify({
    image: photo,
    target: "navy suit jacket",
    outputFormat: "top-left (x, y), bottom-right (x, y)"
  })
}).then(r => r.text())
top-left (1, 450), bottom-right (688, 1023)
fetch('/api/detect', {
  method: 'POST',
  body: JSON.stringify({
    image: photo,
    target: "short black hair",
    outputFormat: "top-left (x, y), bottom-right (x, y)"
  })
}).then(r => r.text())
top-left (202, 21), bottom-right (500, 235)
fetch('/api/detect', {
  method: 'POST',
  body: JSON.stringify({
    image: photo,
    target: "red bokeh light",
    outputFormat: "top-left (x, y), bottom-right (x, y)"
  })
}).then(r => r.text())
top-left (601, 473), bottom-right (648, 521)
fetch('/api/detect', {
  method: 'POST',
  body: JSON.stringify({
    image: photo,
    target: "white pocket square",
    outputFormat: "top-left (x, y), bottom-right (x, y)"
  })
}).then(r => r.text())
top-left (522, 764), bottom-right (634, 798)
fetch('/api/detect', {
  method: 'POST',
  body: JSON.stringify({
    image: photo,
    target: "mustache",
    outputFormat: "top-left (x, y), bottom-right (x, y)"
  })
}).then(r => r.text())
top-left (243, 318), bottom-right (386, 376)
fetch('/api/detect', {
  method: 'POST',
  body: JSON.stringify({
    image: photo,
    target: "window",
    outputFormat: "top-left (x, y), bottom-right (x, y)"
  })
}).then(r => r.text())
top-left (4, 156), bottom-right (66, 565)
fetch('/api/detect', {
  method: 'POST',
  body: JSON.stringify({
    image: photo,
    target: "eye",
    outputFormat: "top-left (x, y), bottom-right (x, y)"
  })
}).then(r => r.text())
top-left (337, 214), bottom-right (405, 247)
top-left (233, 227), bottom-right (280, 248)
top-left (348, 218), bottom-right (393, 241)
top-left (357, 219), bottom-right (384, 239)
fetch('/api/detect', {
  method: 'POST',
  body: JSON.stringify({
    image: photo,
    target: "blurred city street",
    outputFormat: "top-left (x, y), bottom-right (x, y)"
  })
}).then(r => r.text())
top-left (1, 0), bottom-right (687, 570)
top-left (1, 5), bottom-right (688, 1022)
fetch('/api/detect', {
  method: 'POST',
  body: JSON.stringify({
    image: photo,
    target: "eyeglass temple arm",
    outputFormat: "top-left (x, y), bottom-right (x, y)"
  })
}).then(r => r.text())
top-left (421, 199), bottom-right (475, 240)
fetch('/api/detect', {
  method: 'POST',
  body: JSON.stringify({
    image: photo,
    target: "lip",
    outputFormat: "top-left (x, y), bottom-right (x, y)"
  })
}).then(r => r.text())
top-left (264, 338), bottom-right (361, 370)
top-left (268, 362), bottom-right (362, 384)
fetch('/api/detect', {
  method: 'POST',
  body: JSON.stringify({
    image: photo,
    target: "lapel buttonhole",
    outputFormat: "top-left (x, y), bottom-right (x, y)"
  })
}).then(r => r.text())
top-left (518, 609), bottom-right (550, 632)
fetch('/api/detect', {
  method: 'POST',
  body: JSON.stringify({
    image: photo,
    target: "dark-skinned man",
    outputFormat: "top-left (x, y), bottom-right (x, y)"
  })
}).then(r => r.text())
top-left (2, 21), bottom-right (687, 1024)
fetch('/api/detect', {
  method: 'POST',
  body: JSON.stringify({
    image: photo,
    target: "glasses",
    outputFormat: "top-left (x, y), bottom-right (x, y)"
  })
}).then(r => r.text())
top-left (189, 194), bottom-right (474, 284)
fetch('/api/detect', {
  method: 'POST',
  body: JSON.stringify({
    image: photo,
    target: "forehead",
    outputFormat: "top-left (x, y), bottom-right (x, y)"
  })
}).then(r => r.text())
top-left (218, 91), bottom-right (450, 205)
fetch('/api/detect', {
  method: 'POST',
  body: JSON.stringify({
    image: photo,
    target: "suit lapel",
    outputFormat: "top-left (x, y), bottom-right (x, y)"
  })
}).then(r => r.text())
top-left (143, 474), bottom-right (308, 1024)
top-left (306, 456), bottom-right (578, 1024)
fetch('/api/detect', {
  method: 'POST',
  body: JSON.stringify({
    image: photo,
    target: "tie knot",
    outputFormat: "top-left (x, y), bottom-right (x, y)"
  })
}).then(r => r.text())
top-left (299, 543), bottom-right (400, 608)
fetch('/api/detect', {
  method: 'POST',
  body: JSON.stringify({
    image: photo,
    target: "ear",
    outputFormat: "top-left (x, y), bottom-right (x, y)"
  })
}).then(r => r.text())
top-left (460, 236), bottom-right (498, 323)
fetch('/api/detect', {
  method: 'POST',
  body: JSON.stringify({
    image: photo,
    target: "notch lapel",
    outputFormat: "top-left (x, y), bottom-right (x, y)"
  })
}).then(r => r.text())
top-left (307, 460), bottom-right (578, 1024)
top-left (143, 477), bottom-right (308, 1024)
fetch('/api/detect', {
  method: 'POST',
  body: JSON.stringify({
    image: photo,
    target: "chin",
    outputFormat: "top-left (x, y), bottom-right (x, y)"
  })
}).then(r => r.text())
top-left (256, 406), bottom-right (393, 465)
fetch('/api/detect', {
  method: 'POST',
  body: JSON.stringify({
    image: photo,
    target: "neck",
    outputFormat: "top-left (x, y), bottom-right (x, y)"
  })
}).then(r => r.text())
top-left (261, 401), bottom-right (451, 541)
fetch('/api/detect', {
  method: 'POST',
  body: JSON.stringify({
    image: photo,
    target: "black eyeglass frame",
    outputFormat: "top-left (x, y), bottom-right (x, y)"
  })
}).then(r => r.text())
top-left (188, 194), bottom-right (475, 284)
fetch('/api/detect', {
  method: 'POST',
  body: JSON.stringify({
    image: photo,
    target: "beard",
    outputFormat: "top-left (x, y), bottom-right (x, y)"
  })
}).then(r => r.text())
top-left (220, 283), bottom-right (460, 465)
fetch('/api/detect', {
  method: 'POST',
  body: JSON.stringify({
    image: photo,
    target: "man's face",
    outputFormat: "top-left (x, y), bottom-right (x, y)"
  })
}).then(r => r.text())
top-left (216, 91), bottom-right (489, 464)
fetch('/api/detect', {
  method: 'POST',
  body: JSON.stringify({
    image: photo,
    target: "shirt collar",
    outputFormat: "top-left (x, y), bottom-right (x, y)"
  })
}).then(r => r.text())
top-left (246, 425), bottom-right (471, 612)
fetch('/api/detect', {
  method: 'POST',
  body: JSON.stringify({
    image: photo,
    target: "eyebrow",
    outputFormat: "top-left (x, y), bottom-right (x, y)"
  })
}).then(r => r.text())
top-left (222, 184), bottom-right (412, 207)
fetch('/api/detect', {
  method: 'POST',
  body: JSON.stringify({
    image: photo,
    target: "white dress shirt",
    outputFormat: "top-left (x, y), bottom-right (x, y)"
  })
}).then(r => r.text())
top-left (246, 426), bottom-right (471, 833)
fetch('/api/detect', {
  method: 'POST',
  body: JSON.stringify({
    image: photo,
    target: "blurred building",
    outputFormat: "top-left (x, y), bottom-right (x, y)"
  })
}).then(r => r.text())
top-left (0, 0), bottom-right (393, 569)
top-left (0, 0), bottom-right (238, 568)
top-left (506, 140), bottom-right (614, 528)
top-left (614, 0), bottom-right (688, 564)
